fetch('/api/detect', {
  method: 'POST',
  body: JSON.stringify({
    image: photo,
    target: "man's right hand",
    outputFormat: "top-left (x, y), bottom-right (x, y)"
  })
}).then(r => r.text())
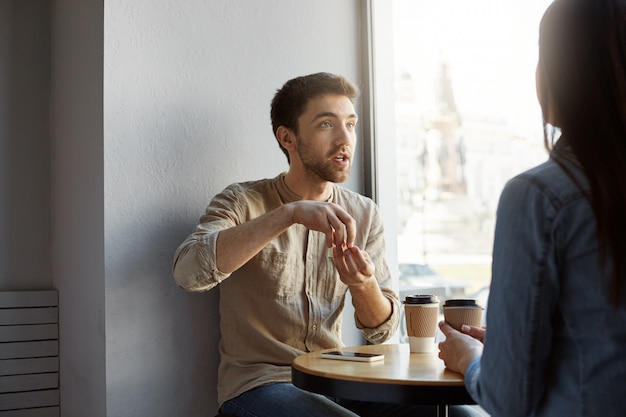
top-left (215, 200), bottom-right (356, 274)
top-left (289, 201), bottom-right (356, 249)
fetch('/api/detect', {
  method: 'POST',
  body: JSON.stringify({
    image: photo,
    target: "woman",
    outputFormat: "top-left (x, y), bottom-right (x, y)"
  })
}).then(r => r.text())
top-left (438, 0), bottom-right (626, 416)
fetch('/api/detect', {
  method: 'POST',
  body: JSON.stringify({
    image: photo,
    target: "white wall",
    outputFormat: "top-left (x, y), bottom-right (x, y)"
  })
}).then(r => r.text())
top-left (102, 1), bottom-right (364, 416)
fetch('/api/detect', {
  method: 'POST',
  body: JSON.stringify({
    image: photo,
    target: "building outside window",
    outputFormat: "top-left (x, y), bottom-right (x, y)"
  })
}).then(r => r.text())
top-left (390, 0), bottom-right (553, 307)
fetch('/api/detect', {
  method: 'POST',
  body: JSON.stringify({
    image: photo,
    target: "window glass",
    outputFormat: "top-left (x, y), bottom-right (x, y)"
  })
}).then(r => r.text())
top-left (392, 0), bottom-right (553, 307)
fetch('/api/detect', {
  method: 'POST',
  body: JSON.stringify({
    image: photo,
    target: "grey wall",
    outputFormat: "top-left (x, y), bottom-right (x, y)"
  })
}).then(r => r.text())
top-left (51, 1), bottom-right (106, 416)
top-left (2, 1), bottom-right (376, 416)
top-left (0, 1), bottom-right (51, 288)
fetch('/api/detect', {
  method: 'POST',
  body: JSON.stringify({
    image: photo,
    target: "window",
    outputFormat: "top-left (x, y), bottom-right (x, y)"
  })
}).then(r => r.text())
top-left (383, 0), bottom-right (553, 305)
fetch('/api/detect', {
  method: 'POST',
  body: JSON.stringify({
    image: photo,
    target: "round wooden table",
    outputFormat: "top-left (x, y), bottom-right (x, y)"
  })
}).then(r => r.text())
top-left (292, 344), bottom-right (475, 417)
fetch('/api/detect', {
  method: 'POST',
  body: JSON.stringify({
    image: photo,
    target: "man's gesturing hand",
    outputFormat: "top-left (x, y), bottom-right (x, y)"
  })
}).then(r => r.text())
top-left (332, 245), bottom-right (375, 287)
top-left (289, 201), bottom-right (356, 249)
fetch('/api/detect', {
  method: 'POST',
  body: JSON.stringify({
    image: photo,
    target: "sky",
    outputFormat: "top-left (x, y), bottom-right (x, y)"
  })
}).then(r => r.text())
top-left (392, 0), bottom-right (554, 140)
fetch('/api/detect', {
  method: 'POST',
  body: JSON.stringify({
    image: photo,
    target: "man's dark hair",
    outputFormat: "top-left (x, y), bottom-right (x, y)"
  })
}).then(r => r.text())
top-left (270, 72), bottom-right (360, 162)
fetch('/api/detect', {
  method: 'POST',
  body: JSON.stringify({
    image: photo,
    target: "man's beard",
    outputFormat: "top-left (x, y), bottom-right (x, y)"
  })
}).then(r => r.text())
top-left (296, 136), bottom-right (351, 183)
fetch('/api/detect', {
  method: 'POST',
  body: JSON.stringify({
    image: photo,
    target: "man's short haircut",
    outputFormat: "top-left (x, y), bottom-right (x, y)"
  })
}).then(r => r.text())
top-left (270, 72), bottom-right (360, 162)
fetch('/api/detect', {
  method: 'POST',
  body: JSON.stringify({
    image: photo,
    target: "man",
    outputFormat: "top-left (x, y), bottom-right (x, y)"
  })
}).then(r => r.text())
top-left (173, 72), bottom-right (479, 417)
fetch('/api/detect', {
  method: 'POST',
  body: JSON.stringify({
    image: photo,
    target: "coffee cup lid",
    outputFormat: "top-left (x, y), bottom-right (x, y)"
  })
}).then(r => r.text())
top-left (404, 294), bottom-right (439, 304)
top-left (443, 299), bottom-right (483, 308)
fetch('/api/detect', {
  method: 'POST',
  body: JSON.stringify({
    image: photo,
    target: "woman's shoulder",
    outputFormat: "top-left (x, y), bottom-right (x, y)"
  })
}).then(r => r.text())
top-left (507, 157), bottom-right (588, 203)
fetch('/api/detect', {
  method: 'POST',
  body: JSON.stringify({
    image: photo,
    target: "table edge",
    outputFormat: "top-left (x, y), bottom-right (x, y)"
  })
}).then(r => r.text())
top-left (292, 365), bottom-right (475, 406)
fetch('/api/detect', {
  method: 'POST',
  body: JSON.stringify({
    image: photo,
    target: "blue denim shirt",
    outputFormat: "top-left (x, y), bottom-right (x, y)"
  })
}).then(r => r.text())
top-left (465, 154), bottom-right (626, 417)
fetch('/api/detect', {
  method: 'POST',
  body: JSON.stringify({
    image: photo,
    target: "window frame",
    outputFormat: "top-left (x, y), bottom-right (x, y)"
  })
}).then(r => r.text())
top-left (360, 0), bottom-right (399, 292)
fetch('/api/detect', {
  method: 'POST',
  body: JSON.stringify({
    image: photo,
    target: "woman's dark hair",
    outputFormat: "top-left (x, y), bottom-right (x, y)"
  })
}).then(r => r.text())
top-left (537, 0), bottom-right (626, 306)
top-left (270, 72), bottom-right (360, 162)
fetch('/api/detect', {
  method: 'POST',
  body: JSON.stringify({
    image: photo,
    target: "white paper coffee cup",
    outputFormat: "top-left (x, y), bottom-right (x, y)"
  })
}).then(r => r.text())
top-left (404, 295), bottom-right (440, 353)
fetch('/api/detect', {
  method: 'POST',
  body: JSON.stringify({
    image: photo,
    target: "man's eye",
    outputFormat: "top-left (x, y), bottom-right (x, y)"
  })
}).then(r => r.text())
top-left (320, 121), bottom-right (332, 128)
top-left (346, 122), bottom-right (356, 129)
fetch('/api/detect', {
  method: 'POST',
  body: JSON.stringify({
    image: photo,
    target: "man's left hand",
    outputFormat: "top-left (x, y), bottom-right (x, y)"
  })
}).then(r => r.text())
top-left (332, 245), bottom-right (375, 286)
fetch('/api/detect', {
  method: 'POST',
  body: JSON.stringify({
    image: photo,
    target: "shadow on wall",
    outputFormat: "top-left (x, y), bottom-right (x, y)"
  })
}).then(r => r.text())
top-left (103, 97), bottom-right (236, 415)
top-left (105, 211), bottom-right (222, 417)
top-left (165, 218), bottom-right (222, 416)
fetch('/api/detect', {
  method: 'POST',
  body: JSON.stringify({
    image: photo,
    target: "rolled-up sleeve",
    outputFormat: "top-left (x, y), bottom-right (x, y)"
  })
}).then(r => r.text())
top-left (172, 223), bottom-right (231, 292)
top-left (172, 185), bottom-right (245, 292)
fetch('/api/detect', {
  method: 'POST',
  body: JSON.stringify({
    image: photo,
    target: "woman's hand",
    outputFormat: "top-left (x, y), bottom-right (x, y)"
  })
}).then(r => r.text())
top-left (461, 323), bottom-right (486, 343)
top-left (438, 321), bottom-right (484, 375)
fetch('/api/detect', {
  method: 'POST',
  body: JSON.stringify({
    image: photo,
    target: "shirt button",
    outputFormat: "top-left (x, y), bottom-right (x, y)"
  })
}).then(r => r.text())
top-left (312, 324), bottom-right (317, 330)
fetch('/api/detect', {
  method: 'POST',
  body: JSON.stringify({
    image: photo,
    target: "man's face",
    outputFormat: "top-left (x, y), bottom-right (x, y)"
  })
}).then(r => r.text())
top-left (293, 94), bottom-right (358, 184)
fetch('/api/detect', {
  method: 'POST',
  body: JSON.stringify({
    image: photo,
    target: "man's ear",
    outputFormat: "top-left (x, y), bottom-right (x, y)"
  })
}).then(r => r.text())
top-left (276, 126), bottom-right (296, 150)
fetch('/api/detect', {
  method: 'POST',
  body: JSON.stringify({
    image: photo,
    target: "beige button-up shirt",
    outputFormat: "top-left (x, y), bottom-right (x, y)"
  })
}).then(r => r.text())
top-left (172, 174), bottom-right (400, 406)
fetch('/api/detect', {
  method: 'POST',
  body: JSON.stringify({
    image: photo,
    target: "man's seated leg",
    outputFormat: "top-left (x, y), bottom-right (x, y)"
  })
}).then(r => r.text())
top-left (219, 383), bottom-right (359, 417)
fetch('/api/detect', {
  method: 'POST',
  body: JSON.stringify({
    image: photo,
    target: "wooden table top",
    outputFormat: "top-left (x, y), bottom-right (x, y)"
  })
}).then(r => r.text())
top-left (292, 343), bottom-right (475, 406)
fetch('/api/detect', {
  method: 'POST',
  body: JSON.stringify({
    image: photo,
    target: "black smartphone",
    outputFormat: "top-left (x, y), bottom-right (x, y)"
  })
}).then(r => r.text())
top-left (320, 350), bottom-right (384, 362)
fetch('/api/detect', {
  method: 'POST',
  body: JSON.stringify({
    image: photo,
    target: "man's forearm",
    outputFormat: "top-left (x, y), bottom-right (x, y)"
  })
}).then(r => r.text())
top-left (216, 204), bottom-right (293, 273)
top-left (348, 278), bottom-right (393, 328)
